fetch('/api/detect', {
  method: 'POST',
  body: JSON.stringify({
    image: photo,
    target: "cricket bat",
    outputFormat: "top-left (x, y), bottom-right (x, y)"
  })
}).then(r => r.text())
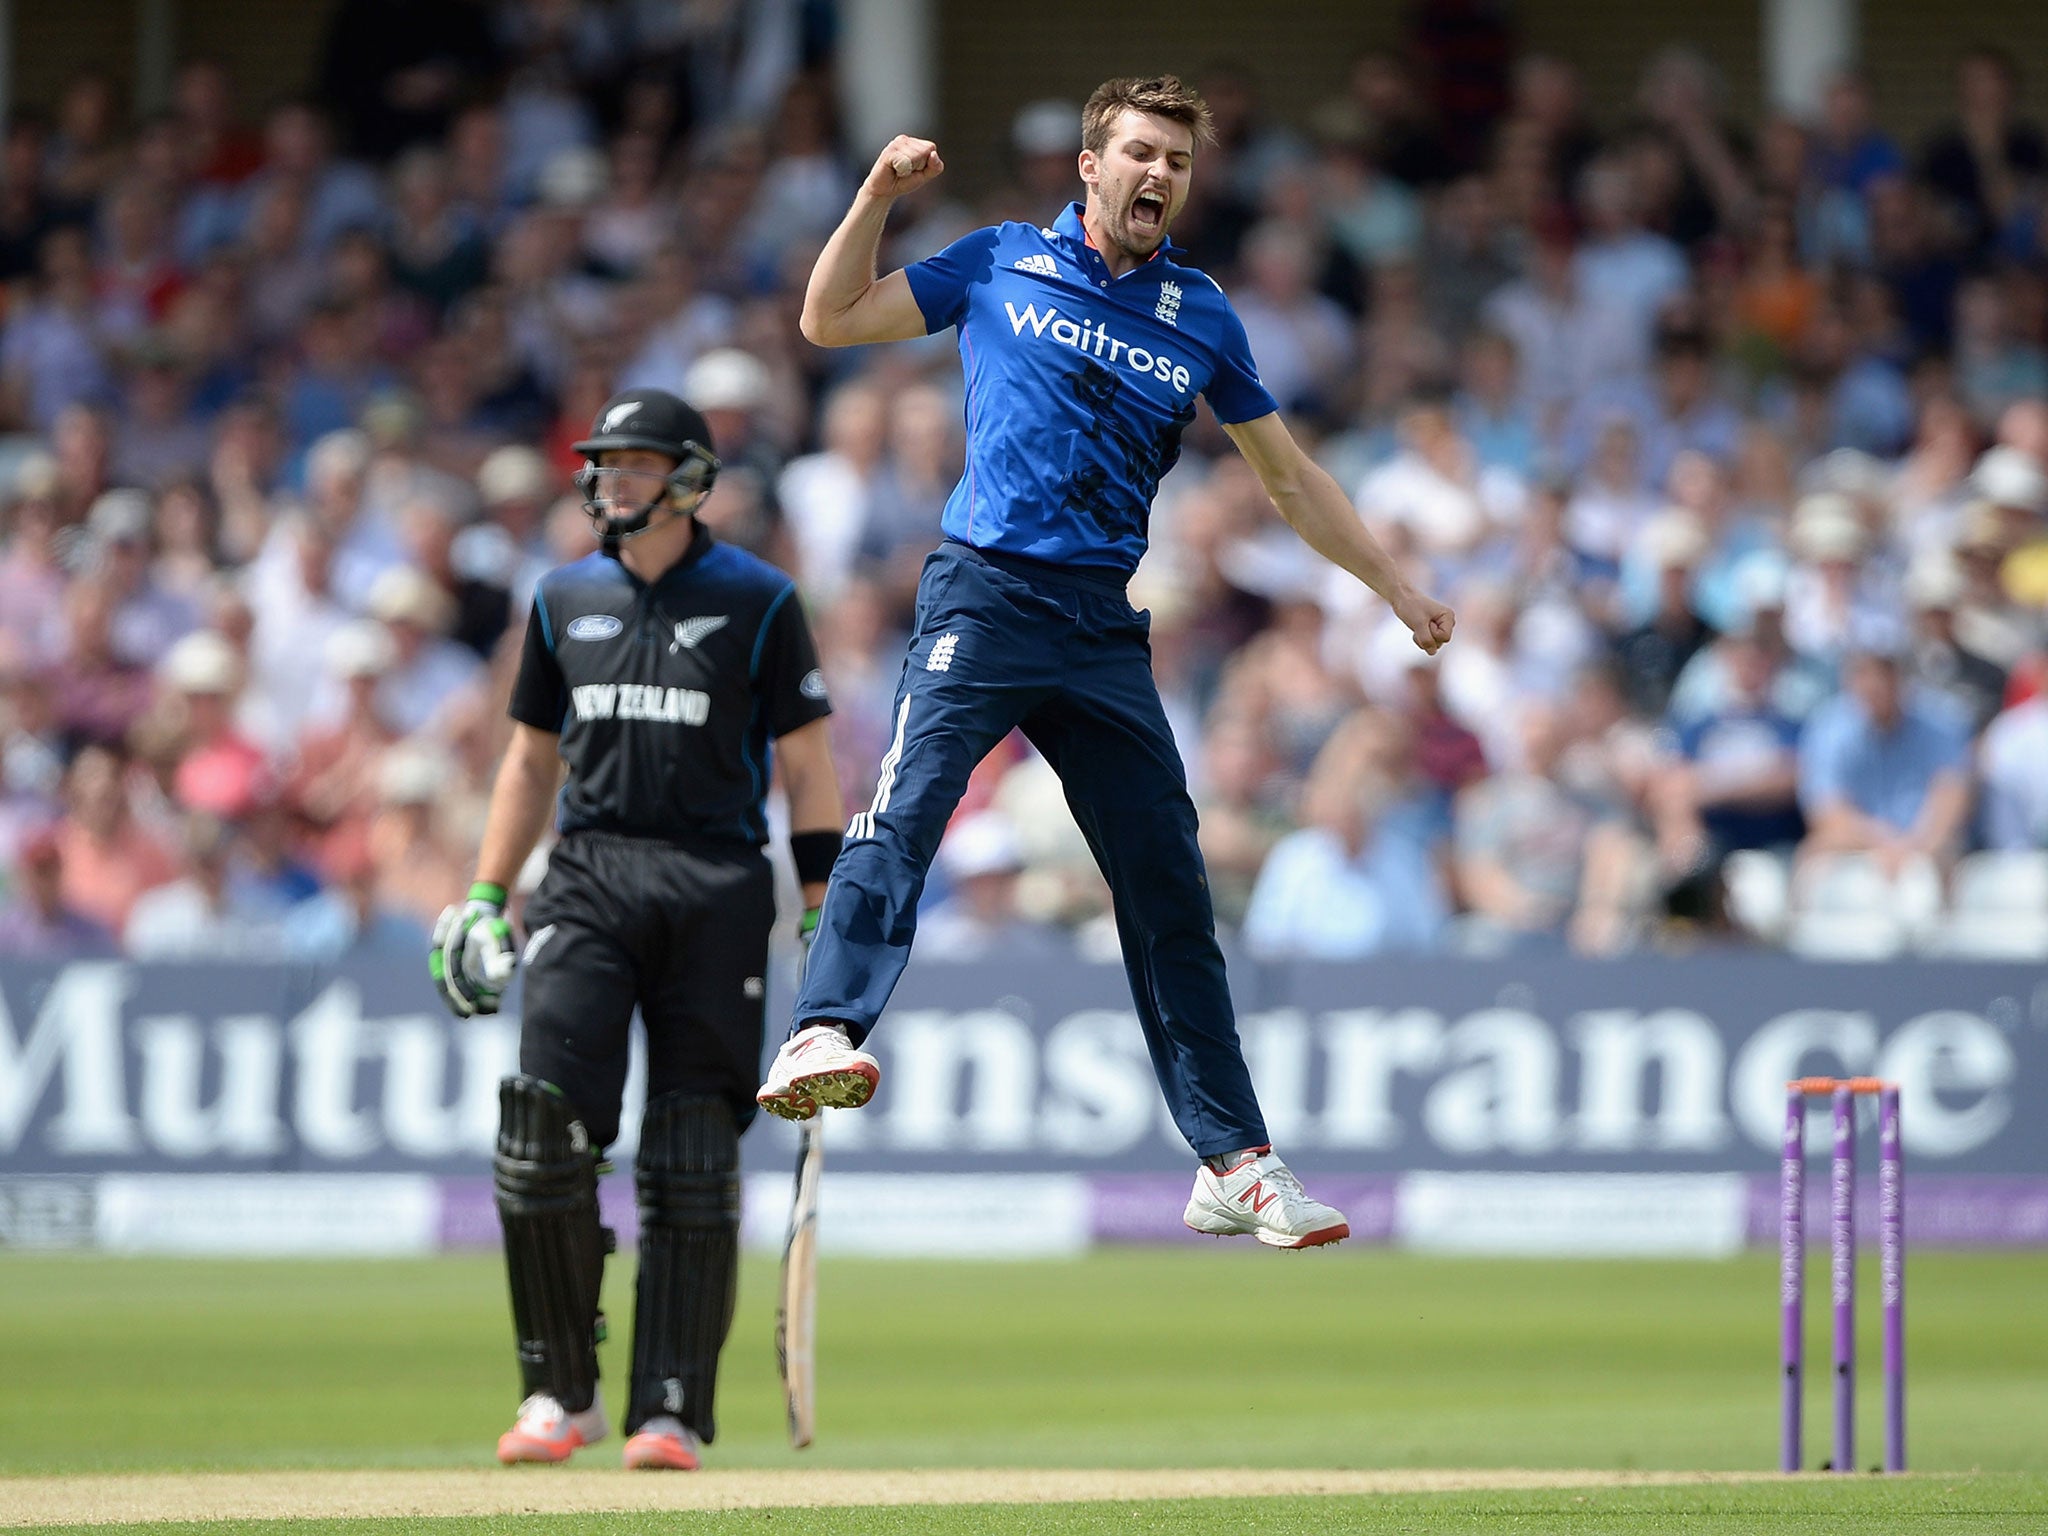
top-left (775, 1118), bottom-right (822, 1448)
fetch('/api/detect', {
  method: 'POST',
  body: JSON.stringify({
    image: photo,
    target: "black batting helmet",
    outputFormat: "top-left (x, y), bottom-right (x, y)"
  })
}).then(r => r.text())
top-left (573, 388), bottom-right (720, 541)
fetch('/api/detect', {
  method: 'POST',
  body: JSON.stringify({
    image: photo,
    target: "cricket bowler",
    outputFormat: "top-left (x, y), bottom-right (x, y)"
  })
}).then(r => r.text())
top-left (757, 77), bottom-right (1455, 1248)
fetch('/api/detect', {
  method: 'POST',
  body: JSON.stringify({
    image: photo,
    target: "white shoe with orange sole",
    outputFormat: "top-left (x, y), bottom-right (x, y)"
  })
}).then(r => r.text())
top-left (496, 1392), bottom-right (607, 1464)
top-left (622, 1415), bottom-right (703, 1470)
top-left (756, 1023), bottom-right (880, 1121)
top-left (1183, 1150), bottom-right (1350, 1249)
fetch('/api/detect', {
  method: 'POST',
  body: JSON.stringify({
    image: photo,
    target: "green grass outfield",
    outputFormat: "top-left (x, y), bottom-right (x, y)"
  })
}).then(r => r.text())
top-left (3, 1248), bottom-right (2045, 1530)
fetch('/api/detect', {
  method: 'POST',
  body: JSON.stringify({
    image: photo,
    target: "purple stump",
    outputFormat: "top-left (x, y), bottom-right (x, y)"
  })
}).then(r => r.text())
top-left (1880, 1086), bottom-right (1906, 1473)
top-left (1831, 1085), bottom-right (1856, 1473)
top-left (1780, 1087), bottom-right (1806, 1473)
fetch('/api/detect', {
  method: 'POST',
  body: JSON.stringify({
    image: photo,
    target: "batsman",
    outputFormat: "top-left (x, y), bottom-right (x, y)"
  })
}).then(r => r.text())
top-left (758, 77), bottom-right (1455, 1247)
top-left (431, 387), bottom-right (844, 1468)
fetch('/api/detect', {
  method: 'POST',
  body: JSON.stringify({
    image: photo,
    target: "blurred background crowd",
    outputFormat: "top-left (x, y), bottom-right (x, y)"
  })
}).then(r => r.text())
top-left (5, 0), bottom-right (2048, 966)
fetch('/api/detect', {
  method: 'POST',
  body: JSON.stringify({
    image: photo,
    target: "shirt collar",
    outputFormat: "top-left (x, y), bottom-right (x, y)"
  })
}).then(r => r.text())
top-left (1049, 201), bottom-right (1182, 277)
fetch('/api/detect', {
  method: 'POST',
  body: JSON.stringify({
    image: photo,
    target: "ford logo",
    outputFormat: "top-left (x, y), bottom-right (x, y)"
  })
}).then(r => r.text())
top-left (565, 614), bottom-right (623, 641)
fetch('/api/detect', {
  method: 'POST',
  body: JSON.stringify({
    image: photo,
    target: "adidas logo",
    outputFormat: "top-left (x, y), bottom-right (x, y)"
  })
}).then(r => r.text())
top-left (1012, 254), bottom-right (1060, 277)
top-left (925, 634), bottom-right (959, 673)
top-left (670, 615), bottom-right (729, 651)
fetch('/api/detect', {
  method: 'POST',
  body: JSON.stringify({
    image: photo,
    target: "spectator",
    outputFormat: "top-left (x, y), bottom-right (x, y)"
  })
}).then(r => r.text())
top-left (55, 744), bottom-right (177, 933)
top-left (1193, 709), bottom-right (1294, 928)
top-left (52, 578), bottom-right (156, 745)
top-left (85, 490), bottom-right (201, 667)
top-left (858, 382), bottom-right (958, 616)
top-left (1, 225), bottom-right (116, 431)
top-left (288, 619), bottom-right (402, 841)
top-left (450, 443), bottom-right (556, 639)
top-left (0, 825), bottom-right (115, 958)
top-left (1394, 649), bottom-right (1488, 832)
top-left (1652, 628), bottom-right (1806, 874)
top-left (113, 334), bottom-right (211, 486)
top-left (1229, 220), bottom-right (1355, 418)
top-left (1356, 387), bottom-right (1525, 570)
top-left (1979, 662), bottom-right (2048, 849)
top-left (1613, 513), bottom-right (1716, 718)
top-left (1453, 329), bottom-right (1537, 477)
top-left (124, 811), bottom-right (277, 959)
top-left (1572, 156), bottom-right (1688, 375)
top-left (1669, 556), bottom-right (1832, 725)
top-left (1312, 104), bottom-right (1421, 274)
top-left (0, 456), bottom-right (67, 664)
top-left (1483, 209), bottom-right (1641, 431)
top-left (1452, 701), bottom-right (1639, 952)
top-left (1903, 554), bottom-right (2008, 731)
top-left (0, 114), bottom-right (65, 286)
top-left (1919, 45), bottom-right (2046, 252)
top-left (365, 564), bottom-right (481, 736)
top-left (1798, 645), bottom-right (1973, 871)
top-left (918, 812), bottom-right (1067, 963)
top-left (1807, 73), bottom-right (1904, 264)
top-left (157, 629), bottom-right (269, 818)
top-left (0, 646), bottom-right (65, 850)
top-left (1569, 323), bottom-right (1744, 486)
top-left (282, 821), bottom-right (427, 962)
top-left (1565, 416), bottom-right (1660, 578)
top-left (366, 740), bottom-right (468, 925)
top-left (1782, 492), bottom-right (1889, 669)
top-left (1244, 715), bottom-right (1444, 960)
top-left (779, 381), bottom-right (886, 603)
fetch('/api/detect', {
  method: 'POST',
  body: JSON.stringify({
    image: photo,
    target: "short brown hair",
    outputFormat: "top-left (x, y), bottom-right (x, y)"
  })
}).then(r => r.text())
top-left (1081, 76), bottom-right (1214, 157)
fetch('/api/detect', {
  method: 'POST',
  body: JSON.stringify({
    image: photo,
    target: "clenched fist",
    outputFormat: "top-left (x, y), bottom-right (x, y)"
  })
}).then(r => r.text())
top-left (1393, 588), bottom-right (1457, 656)
top-left (863, 135), bottom-right (944, 199)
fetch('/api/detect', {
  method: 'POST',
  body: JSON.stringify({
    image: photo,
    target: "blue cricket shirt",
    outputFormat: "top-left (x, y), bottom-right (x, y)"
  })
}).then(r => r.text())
top-left (903, 201), bottom-right (1279, 577)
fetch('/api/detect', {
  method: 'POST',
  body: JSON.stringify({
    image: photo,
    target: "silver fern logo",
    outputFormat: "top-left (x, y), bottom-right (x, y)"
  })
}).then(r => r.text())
top-left (670, 615), bottom-right (729, 652)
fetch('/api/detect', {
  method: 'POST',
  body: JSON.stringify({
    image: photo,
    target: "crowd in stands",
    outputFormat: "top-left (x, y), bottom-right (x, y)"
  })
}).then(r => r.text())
top-left (4, 2), bottom-right (2048, 965)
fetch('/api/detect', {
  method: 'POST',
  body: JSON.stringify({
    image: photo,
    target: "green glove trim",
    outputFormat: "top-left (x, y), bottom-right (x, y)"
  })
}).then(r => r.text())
top-left (467, 881), bottom-right (509, 907)
top-left (800, 907), bottom-right (822, 937)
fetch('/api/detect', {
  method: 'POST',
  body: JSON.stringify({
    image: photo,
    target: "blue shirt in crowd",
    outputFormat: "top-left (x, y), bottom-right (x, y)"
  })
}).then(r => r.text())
top-left (1798, 694), bottom-right (1970, 830)
top-left (904, 202), bottom-right (1279, 576)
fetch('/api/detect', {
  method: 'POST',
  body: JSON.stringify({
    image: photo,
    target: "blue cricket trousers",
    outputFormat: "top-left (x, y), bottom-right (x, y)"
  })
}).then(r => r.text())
top-left (795, 539), bottom-right (1269, 1158)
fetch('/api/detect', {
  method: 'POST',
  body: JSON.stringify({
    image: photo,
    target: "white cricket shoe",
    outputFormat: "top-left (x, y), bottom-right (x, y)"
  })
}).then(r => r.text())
top-left (496, 1391), bottom-right (607, 1463)
top-left (756, 1022), bottom-right (881, 1121)
top-left (622, 1414), bottom-right (702, 1470)
top-left (1184, 1150), bottom-right (1350, 1249)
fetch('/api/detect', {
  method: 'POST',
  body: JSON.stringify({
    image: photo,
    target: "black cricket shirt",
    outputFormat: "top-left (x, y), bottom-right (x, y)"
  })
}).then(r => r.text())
top-left (508, 527), bottom-right (831, 846)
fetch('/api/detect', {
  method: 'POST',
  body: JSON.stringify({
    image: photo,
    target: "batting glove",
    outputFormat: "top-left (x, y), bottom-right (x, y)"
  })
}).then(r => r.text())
top-left (430, 881), bottom-right (517, 1017)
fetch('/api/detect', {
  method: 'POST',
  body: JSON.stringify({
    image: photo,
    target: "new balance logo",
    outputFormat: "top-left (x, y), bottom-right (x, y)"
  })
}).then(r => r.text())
top-left (1012, 254), bottom-right (1059, 277)
top-left (926, 634), bottom-right (959, 673)
top-left (670, 615), bottom-right (728, 651)
top-left (1155, 280), bottom-right (1182, 327)
top-left (1238, 1180), bottom-right (1279, 1215)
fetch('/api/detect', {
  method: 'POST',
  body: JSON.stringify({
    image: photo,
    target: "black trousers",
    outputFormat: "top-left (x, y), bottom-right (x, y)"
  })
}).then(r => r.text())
top-left (518, 830), bottom-right (775, 1150)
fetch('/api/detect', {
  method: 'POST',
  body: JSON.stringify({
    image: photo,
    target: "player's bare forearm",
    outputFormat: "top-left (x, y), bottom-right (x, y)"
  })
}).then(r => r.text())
top-left (800, 136), bottom-right (944, 347)
top-left (474, 723), bottom-right (564, 892)
top-left (777, 717), bottom-right (845, 910)
top-left (1223, 412), bottom-right (1455, 653)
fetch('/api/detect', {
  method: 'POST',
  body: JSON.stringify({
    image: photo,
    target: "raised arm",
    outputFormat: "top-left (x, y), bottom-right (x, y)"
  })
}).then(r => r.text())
top-left (800, 135), bottom-right (947, 348)
top-left (1223, 412), bottom-right (1456, 654)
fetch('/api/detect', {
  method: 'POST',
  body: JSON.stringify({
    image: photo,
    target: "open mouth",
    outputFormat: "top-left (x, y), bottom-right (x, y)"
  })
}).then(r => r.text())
top-left (1130, 190), bottom-right (1165, 232)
